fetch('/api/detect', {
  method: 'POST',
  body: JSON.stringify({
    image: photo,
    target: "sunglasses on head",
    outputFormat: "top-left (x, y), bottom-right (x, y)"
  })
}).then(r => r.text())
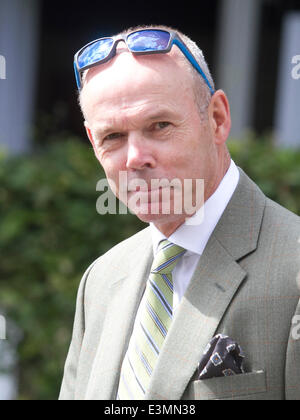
top-left (73, 28), bottom-right (215, 95)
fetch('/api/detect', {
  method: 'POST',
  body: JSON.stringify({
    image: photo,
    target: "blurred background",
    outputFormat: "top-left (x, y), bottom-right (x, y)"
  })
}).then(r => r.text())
top-left (0, 0), bottom-right (300, 400)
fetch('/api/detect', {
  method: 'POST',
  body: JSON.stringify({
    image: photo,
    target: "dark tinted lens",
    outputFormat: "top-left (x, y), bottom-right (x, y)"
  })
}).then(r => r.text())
top-left (127, 30), bottom-right (170, 52)
top-left (78, 38), bottom-right (114, 69)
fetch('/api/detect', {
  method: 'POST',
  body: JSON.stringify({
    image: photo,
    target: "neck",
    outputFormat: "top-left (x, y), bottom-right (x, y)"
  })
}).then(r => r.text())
top-left (153, 217), bottom-right (187, 237)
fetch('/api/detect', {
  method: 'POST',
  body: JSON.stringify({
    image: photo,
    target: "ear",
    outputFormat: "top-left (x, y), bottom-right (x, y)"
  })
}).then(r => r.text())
top-left (84, 121), bottom-right (101, 161)
top-left (208, 90), bottom-right (231, 145)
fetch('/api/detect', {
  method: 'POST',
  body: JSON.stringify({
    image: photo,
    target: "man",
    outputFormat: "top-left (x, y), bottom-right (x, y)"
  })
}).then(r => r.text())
top-left (59, 25), bottom-right (300, 400)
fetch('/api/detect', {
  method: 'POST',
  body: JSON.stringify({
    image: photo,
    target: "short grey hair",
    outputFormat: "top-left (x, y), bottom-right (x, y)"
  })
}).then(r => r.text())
top-left (78, 24), bottom-right (215, 118)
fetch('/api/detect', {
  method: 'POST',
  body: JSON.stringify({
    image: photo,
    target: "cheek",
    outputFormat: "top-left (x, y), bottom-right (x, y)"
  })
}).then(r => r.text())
top-left (171, 140), bottom-right (212, 180)
top-left (99, 155), bottom-right (128, 197)
top-left (99, 149), bottom-right (127, 176)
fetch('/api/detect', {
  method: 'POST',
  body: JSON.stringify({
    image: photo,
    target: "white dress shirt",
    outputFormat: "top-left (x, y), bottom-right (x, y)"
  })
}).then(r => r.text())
top-left (150, 159), bottom-right (240, 314)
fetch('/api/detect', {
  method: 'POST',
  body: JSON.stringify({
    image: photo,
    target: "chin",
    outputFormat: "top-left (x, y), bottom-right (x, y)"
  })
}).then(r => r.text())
top-left (133, 208), bottom-right (186, 227)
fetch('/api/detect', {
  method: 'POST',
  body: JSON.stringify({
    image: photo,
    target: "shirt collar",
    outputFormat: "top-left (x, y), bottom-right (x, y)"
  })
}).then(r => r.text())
top-left (150, 159), bottom-right (240, 255)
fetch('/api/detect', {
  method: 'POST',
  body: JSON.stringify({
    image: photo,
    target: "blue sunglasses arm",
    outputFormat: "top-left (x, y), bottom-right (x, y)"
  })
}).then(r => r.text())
top-left (74, 61), bottom-right (81, 90)
top-left (172, 39), bottom-right (215, 96)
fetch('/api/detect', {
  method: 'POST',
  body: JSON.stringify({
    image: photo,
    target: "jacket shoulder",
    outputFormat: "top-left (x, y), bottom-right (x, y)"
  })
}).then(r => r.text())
top-left (81, 225), bottom-right (152, 293)
top-left (98, 225), bottom-right (152, 263)
top-left (265, 196), bottom-right (300, 228)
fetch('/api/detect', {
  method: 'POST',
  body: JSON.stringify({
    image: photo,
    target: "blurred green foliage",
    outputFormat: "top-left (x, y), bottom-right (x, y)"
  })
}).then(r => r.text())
top-left (228, 136), bottom-right (300, 215)
top-left (0, 136), bottom-right (299, 400)
top-left (0, 137), bottom-right (145, 400)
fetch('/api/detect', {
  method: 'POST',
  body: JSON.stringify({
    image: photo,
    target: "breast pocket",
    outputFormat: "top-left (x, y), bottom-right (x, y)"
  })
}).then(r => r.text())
top-left (182, 370), bottom-right (267, 400)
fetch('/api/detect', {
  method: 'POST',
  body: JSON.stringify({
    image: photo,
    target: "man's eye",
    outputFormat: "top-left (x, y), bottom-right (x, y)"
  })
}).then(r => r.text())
top-left (104, 132), bottom-right (124, 141)
top-left (155, 122), bottom-right (170, 130)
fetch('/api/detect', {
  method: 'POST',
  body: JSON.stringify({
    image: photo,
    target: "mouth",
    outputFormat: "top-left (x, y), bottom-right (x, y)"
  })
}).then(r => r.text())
top-left (127, 186), bottom-right (175, 194)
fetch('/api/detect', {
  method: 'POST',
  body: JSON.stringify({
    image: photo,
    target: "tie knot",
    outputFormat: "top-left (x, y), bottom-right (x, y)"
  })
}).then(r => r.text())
top-left (151, 239), bottom-right (186, 274)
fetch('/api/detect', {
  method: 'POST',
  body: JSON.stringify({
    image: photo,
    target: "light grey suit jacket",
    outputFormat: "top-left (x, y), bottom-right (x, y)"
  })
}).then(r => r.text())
top-left (59, 168), bottom-right (300, 400)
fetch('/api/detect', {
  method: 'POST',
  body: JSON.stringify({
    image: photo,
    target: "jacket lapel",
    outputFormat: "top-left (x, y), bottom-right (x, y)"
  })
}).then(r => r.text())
top-left (145, 168), bottom-right (266, 400)
top-left (85, 234), bottom-right (153, 400)
top-left (145, 236), bottom-right (247, 400)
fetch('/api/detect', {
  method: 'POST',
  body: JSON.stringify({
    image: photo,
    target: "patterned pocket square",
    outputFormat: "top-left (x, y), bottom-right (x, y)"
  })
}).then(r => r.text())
top-left (198, 334), bottom-right (245, 380)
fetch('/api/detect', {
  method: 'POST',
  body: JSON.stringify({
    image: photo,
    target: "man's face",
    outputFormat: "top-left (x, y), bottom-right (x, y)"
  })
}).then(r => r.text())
top-left (81, 48), bottom-right (222, 235)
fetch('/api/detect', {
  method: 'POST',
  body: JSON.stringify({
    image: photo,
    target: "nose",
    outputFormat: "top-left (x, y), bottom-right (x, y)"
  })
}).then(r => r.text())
top-left (126, 133), bottom-right (156, 171)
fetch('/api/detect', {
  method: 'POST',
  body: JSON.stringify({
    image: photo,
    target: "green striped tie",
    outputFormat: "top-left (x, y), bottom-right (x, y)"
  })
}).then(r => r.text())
top-left (117, 240), bottom-right (186, 400)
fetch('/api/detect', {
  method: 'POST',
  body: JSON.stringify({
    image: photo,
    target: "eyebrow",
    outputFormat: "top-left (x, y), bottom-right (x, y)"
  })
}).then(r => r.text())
top-left (147, 110), bottom-right (175, 121)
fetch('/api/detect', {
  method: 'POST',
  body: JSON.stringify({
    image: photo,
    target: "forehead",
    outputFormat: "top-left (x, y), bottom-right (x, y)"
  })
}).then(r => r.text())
top-left (84, 44), bottom-right (186, 84)
top-left (80, 48), bottom-right (196, 120)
